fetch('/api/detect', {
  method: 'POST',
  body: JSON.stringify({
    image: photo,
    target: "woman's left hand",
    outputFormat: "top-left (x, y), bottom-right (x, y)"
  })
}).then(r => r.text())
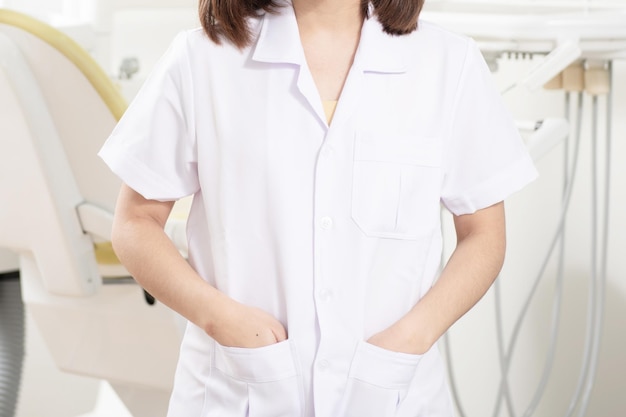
top-left (366, 320), bottom-right (430, 356)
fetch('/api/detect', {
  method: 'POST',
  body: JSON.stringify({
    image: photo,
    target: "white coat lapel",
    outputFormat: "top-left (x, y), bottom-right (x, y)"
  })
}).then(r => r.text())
top-left (331, 14), bottom-right (408, 128)
top-left (252, 5), bottom-right (327, 128)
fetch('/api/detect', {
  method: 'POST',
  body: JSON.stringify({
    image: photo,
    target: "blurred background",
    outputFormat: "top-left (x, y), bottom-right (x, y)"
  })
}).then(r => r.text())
top-left (0, 0), bottom-right (625, 416)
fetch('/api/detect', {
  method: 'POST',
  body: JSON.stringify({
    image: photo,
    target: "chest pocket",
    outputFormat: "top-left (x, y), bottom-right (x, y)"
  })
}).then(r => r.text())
top-left (351, 133), bottom-right (442, 240)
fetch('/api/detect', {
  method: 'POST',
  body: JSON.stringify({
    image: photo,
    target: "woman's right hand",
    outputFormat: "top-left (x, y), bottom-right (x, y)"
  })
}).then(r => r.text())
top-left (207, 299), bottom-right (287, 349)
top-left (111, 185), bottom-right (285, 349)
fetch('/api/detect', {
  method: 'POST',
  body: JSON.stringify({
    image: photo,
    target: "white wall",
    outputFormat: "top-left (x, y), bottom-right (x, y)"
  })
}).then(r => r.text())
top-left (0, 248), bottom-right (18, 272)
top-left (0, 0), bottom-right (64, 20)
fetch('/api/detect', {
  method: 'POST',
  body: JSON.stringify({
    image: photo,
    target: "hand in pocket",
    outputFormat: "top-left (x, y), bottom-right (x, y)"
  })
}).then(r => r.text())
top-left (208, 300), bottom-right (286, 349)
top-left (366, 319), bottom-right (430, 356)
top-left (339, 341), bottom-right (422, 417)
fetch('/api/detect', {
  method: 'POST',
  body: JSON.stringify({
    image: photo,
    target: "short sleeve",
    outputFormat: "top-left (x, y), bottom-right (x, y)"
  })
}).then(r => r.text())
top-left (98, 31), bottom-right (199, 201)
top-left (441, 39), bottom-right (538, 216)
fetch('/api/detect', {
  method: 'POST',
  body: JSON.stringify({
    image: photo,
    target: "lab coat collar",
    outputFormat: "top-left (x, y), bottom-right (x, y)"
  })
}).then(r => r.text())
top-left (252, 3), bottom-right (407, 74)
top-left (353, 12), bottom-right (407, 74)
top-left (252, 3), bottom-right (306, 65)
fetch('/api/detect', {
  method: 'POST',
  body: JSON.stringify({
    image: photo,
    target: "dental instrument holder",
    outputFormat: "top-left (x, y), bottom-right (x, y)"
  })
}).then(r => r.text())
top-left (0, 33), bottom-right (100, 297)
top-left (521, 118), bottom-right (570, 162)
top-left (521, 39), bottom-right (582, 91)
top-left (420, 4), bottom-right (623, 417)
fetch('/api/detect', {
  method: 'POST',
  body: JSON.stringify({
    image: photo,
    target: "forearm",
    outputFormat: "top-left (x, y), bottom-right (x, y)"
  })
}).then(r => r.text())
top-left (112, 215), bottom-right (227, 333)
top-left (111, 184), bottom-right (286, 347)
top-left (368, 202), bottom-right (506, 355)
top-left (403, 227), bottom-right (505, 353)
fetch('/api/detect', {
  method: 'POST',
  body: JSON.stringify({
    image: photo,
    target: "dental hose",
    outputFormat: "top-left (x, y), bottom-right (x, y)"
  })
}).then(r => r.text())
top-left (578, 61), bottom-right (612, 417)
top-left (567, 61), bottom-right (612, 417)
top-left (0, 269), bottom-right (24, 417)
top-left (513, 90), bottom-right (573, 417)
top-left (561, 94), bottom-right (600, 417)
top-left (442, 89), bottom-right (585, 417)
top-left (444, 89), bottom-right (584, 417)
top-left (490, 90), bottom-right (585, 417)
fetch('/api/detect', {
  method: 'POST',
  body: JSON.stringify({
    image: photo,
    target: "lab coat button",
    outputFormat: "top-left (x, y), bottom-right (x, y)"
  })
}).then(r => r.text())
top-left (319, 288), bottom-right (333, 303)
top-left (321, 147), bottom-right (334, 158)
top-left (320, 217), bottom-right (333, 230)
top-left (318, 360), bottom-right (330, 371)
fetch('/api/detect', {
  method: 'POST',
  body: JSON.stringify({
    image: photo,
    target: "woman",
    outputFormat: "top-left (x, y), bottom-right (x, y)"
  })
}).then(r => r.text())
top-left (99, 0), bottom-right (537, 415)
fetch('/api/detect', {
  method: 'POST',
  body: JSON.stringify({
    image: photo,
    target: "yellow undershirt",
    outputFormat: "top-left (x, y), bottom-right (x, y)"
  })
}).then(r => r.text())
top-left (322, 100), bottom-right (338, 125)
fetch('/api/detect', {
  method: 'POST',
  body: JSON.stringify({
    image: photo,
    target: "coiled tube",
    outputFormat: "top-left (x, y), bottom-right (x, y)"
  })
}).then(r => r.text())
top-left (0, 271), bottom-right (24, 417)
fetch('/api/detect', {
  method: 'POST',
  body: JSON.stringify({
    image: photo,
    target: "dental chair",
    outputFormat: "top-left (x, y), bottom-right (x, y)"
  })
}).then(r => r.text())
top-left (0, 9), bottom-right (186, 417)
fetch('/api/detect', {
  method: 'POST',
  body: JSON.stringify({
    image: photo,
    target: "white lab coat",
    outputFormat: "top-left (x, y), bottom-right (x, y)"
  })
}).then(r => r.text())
top-left (99, 3), bottom-right (537, 416)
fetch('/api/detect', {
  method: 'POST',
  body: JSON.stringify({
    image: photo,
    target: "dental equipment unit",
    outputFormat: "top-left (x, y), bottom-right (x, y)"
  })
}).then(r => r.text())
top-left (423, 2), bottom-right (625, 417)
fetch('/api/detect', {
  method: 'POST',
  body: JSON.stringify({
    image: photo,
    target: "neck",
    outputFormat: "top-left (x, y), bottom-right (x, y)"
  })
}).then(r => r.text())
top-left (292, 0), bottom-right (363, 34)
top-left (291, 0), bottom-right (365, 101)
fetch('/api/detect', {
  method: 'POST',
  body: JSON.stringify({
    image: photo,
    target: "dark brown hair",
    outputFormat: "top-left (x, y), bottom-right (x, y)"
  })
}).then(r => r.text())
top-left (199, 0), bottom-right (425, 49)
